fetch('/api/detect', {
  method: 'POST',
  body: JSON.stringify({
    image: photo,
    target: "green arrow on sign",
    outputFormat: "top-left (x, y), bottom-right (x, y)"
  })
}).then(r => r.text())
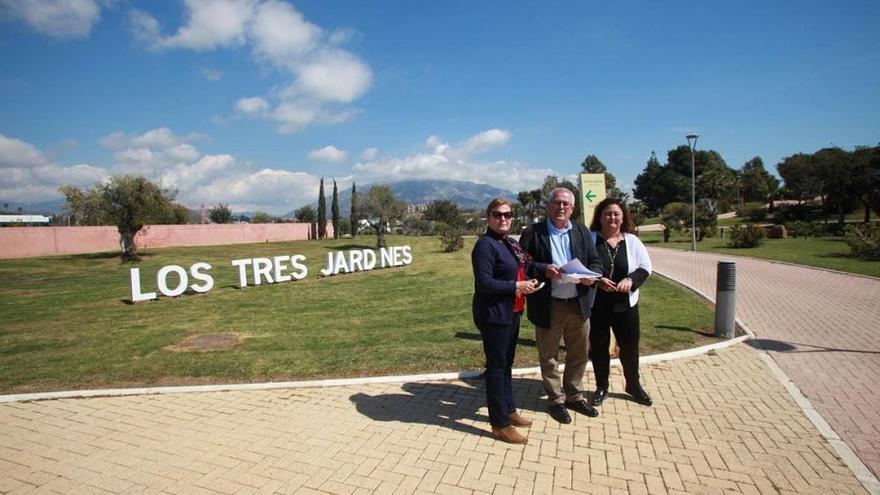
top-left (584, 190), bottom-right (596, 203)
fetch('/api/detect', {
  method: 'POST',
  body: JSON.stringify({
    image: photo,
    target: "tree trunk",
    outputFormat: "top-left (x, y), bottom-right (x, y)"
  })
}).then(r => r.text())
top-left (120, 230), bottom-right (138, 261)
top-left (375, 222), bottom-right (386, 249)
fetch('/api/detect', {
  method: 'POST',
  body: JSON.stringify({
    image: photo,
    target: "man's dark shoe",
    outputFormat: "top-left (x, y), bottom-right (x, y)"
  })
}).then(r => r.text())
top-left (625, 385), bottom-right (653, 406)
top-left (591, 388), bottom-right (608, 407)
top-left (548, 403), bottom-right (572, 424)
top-left (566, 399), bottom-right (599, 418)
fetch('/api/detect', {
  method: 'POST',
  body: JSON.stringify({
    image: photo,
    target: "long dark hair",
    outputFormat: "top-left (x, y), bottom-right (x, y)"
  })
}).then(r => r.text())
top-left (589, 197), bottom-right (635, 233)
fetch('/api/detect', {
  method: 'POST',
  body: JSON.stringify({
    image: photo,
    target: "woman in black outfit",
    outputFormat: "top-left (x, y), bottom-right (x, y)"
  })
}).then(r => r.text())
top-left (589, 198), bottom-right (654, 407)
top-left (471, 198), bottom-right (539, 444)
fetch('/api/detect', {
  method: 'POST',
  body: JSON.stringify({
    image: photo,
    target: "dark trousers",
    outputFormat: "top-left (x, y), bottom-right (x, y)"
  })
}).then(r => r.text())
top-left (478, 313), bottom-right (521, 428)
top-left (590, 305), bottom-right (641, 390)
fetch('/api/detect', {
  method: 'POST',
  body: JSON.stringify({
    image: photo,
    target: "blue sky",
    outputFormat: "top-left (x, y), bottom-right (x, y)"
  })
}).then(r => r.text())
top-left (1, 0), bottom-right (878, 214)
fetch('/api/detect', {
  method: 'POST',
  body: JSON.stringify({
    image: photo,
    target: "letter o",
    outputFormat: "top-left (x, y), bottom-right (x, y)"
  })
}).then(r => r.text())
top-left (157, 265), bottom-right (188, 297)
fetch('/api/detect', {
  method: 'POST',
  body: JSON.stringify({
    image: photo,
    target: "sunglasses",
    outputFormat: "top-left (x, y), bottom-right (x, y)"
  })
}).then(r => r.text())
top-left (490, 211), bottom-right (514, 219)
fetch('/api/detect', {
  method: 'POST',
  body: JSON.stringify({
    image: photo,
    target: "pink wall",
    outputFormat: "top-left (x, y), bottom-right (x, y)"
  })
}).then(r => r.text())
top-left (0, 223), bottom-right (334, 259)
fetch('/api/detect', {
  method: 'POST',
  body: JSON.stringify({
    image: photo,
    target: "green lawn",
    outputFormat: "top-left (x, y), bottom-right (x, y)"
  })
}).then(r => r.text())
top-left (641, 230), bottom-right (880, 278)
top-left (0, 236), bottom-right (718, 394)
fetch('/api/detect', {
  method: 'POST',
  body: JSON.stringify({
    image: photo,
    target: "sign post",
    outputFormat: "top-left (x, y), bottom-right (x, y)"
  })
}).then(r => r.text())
top-left (579, 173), bottom-right (607, 226)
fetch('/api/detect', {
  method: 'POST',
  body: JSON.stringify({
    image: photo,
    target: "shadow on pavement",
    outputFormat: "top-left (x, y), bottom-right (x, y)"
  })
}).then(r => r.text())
top-left (747, 338), bottom-right (880, 354)
top-left (349, 377), bottom-right (545, 437)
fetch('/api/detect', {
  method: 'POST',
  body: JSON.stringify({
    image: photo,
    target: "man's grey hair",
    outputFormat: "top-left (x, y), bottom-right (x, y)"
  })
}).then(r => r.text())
top-left (545, 187), bottom-right (575, 205)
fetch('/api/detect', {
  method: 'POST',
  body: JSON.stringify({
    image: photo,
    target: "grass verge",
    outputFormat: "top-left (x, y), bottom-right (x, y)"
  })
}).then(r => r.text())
top-left (641, 231), bottom-right (880, 278)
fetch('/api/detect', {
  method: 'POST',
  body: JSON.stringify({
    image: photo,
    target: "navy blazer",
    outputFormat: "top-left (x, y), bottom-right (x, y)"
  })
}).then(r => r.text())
top-left (519, 220), bottom-right (604, 328)
top-left (471, 230), bottom-right (525, 328)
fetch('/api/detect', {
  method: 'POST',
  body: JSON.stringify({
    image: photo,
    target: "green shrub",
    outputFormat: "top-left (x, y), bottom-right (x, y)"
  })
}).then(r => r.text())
top-left (736, 202), bottom-right (768, 222)
top-left (844, 223), bottom-right (880, 260)
top-left (439, 228), bottom-right (464, 252)
top-left (727, 223), bottom-right (765, 248)
top-left (786, 221), bottom-right (822, 238)
top-left (773, 203), bottom-right (818, 224)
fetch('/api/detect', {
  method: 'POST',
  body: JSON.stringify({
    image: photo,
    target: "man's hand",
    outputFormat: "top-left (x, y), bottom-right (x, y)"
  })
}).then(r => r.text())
top-left (545, 265), bottom-right (562, 280)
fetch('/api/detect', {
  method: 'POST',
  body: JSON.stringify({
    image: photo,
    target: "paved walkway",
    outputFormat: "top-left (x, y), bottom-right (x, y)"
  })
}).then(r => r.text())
top-left (1, 250), bottom-right (878, 494)
top-left (0, 345), bottom-right (869, 494)
top-left (649, 247), bottom-right (880, 486)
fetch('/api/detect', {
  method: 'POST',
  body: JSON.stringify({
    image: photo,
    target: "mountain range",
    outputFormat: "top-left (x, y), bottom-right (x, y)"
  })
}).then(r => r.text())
top-left (2, 180), bottom-right (515, 219)
top-left (288, 179), bottom-right (515, 218)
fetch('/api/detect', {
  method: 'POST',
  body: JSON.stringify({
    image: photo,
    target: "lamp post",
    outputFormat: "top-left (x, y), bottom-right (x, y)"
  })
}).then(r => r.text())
top-left (686, 133), bottom-right (699, 251)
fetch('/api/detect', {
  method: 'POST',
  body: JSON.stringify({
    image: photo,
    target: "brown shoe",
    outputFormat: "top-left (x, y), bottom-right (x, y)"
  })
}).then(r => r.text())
top-left (491, 425), bottom-right (528, 444)
top-left (509, 411), bottom-right (533, 428)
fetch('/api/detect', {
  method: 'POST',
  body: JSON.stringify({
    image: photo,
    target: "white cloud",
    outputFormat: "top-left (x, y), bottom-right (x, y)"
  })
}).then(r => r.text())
top-left (289, 49), bottom-right (372, 103)
top-left (308, 145), bottom-right (347, 163)
top-left (132, 0), bottom-right (256, 50)
top-left (249, 0), bottom-right (321, 65)
top-left (352, 129), bottom-right (552, 193)
top-left (0, 134), bottom-right (50, 168)
top-left (361, 147), bottom-right (378, 160)
top-left (0, 134), bottom-right (107, 201)
top-left (328, 28), bottom-right (356, 45)
top-left (133, 1), bottom-right (372, 135)
top-left (236, 96), bottom-right (270, 117)
top-left (0, 0), bottom-right (103, 39)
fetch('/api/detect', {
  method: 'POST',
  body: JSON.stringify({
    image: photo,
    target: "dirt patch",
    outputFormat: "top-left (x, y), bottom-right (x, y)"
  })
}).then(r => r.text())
top-left (164, 333), bottom-right (245, 353)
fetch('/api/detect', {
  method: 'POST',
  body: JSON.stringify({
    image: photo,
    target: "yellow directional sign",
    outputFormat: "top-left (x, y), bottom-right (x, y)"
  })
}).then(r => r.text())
top-left (579, 173), bottom-right (606, 226)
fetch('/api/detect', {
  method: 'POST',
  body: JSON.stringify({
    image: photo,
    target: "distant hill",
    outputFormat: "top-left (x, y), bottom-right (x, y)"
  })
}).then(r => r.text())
top-left (4, 179), bottom-right (517, 220)
top-left (288, 179), bottom-right (515, 218)
top-left (0, 199), bottom-right (65, 216)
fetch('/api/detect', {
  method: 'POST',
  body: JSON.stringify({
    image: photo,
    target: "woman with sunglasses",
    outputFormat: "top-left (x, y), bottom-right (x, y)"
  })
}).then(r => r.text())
top-left (471, 198), bottom-right (540, 444)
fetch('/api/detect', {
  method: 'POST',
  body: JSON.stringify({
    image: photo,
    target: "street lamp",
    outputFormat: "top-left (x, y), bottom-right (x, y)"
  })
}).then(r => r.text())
top-left (686, 133), bottom-right (699, 251)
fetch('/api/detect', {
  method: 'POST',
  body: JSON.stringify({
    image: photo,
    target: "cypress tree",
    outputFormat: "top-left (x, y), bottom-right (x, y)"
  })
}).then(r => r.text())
top-left (350, 182), bottom-right (358, 238)
top-left (331, 179), bottom-right (340, 239)
top-left (318, 177), bottom-right (327, 239)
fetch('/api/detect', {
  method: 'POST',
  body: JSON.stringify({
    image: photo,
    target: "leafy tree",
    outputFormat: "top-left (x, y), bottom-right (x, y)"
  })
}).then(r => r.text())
top-left (739, 157), bottom-right (779, 204)
top-left (350, 182), bottom-right (358, 238)
top-left (634, 147), bottom-right (735, 214)
top-left (170, 203), bottom-right (191, 224)
top-left (209, 203), bottom-right (232, 224)
top-left (660, 202), bottom-right (690, 242)
top-left (294, 205), bottom-right (317, 223)
top-left (251, 212), bottom-right (273, 223)
top-left (360, 185), bottom-right (406, 248)
top-left (317, 177), bottom-right (327, 239)
top-left (852, 145), bottom-right (880, 222)
top-left (295, 205), bottom-right (317, 239)
top-left (331, 179), bottom-right (340, 239)
top-left (580, 154), bottom-right (623, 199)
top-left (101, 175), bottom-right (177, 260)
top-left (58, 185), bottom-right (85, 226)
top-left (424, 199), bottom-right (462, 228)
top-left (777, 153), bottom-right (822, 202)
top-left (815, 147), bottom-right (860, 227)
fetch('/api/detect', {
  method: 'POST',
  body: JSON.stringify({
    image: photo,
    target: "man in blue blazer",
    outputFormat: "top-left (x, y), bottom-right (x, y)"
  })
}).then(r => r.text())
top-left (520, 188), bottom-right (604, 424)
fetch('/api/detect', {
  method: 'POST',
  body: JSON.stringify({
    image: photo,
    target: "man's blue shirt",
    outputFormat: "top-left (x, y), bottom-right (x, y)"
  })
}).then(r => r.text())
top-left (546, 218), bottom-right (577, 298)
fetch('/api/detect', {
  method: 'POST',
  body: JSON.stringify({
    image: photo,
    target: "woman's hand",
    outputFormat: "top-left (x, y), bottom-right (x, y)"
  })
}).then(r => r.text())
top-left (516, 278), bottom-right (540, 295)
top-left (596, 277), bottom-right (616, 292)
top-left (615, 277), bottom-right (633, 293)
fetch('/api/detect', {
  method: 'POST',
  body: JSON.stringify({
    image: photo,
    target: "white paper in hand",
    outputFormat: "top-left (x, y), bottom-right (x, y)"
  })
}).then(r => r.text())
top-left (559, 258), bottom-right (602, 284)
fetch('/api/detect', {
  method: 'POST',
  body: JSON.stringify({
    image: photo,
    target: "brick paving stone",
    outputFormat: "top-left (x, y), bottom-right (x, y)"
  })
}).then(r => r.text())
top-left (649, 247), bottom-right (880, 485)
top-left (0, 344), bottom-right (869, 494)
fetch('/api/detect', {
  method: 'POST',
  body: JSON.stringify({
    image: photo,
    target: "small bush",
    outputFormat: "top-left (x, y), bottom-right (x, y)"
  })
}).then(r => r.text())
top-left (439, 228), bottom-right (464, 252)
top-left (736, 202), bottom-right (768, 222)
top-left (844, 223), bottom-right (880, 260)
top-left (773, 203), bottom-right (818, 224)
top-left (786, 221), bottom-right (822, 238)
top-left (727, 224), bottom-right (765, 248)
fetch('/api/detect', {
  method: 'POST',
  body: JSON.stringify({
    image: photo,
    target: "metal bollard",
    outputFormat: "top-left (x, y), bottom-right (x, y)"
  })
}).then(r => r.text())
top-left (714, 261), bottom-right (736, 338)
